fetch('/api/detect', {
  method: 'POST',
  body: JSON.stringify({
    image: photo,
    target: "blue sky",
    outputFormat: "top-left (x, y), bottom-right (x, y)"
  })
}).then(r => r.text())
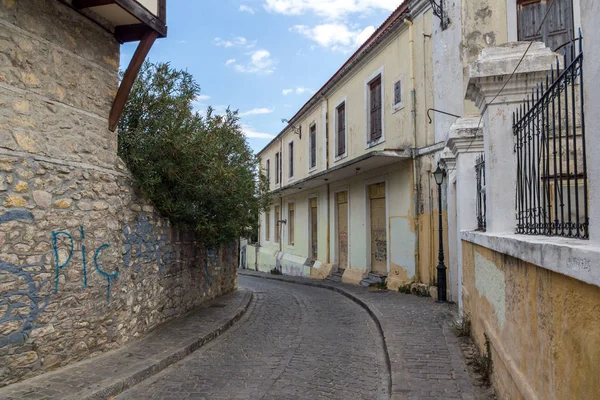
top-left (122, 0), bottom-right (399, 153)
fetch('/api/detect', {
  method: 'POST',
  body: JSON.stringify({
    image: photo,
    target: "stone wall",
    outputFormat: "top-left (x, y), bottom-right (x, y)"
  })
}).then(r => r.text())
top-left (0, 0), bottom-right (237, 386)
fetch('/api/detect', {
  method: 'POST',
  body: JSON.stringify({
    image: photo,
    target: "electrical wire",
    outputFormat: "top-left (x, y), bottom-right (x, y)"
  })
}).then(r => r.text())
top-left (444, 0), bottom-right (559, 172)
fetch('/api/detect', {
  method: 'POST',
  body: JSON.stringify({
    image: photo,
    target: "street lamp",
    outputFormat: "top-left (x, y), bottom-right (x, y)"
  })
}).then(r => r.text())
top-left (433, 164), bottom-right (447, 303)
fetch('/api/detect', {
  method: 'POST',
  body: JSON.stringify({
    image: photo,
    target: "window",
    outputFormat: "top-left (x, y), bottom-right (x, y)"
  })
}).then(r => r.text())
top-left (394, 81), bottom-right (401, 105)
top-left (275, 152), bottom-right (280, 185)
top-left (392, 77), bottom-right (405, 113)
top-left (274, 205), bottom-right (281, 243)
top-left (517, 0), bottom-right (573, 52)
top-left (265, 209), bottom-right (270, 241)
top-left (369, 75), bottom-right (383, 143)
top-left (288, 202), bottom-right (295, 246)
top-left (309, 124), bottom-right (317, 169)
top-left (336, 102), bottom-right (346, 157)
top-left (266, 159), bottom-right (270, 184)
top-left (288, 141), bottom-right (294, 178)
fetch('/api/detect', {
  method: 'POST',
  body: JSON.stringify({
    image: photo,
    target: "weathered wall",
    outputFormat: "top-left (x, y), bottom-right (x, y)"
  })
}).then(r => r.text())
top-left (462, 241), bottom-right (600, 400)
top-left (0, 0), bottom-right (237, 386)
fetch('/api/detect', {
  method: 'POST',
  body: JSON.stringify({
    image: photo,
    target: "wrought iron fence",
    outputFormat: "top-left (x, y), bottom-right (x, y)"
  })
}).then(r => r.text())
top-left (475, 154), bottom-right (486, 231)
top-left (513, 30), bottom-right (588, 239)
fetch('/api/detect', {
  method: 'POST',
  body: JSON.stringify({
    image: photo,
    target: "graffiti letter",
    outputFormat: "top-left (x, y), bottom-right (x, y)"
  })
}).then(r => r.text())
top-left (52, 231), bottom-right (74, 293)
top-left (94, 244), bottom-right (118, 303)
top-left (79, 226), bottom-right (88, 288)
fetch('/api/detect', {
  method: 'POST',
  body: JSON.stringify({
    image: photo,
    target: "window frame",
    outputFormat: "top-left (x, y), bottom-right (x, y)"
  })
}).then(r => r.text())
top-left (274, 151), bottom-right (281, 187)
top-left (265, 158), bottom-right (271, 187)
top-left (287, 200), bottom-right (295, 247)
top-left (274, 205), bottom-right (281, 244)
top-left (392, 75), bottom-right (405, 113)
top-left (334, 97), bottom-right (348, 161)
top-left (365, 67), bottom-right (385, 149)
top-left (308, 121), bottom-right (318, 172)
top-left (264, 208), bottom-right (271, 243)
top-left (287, 139), bottom-right (295, 181)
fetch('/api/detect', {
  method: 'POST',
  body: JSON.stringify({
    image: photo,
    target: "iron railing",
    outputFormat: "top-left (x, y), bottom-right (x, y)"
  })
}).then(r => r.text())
top-left (513, 30), bottom-right (588, 239)
top-left (475, 153), bottom-right (486, 231)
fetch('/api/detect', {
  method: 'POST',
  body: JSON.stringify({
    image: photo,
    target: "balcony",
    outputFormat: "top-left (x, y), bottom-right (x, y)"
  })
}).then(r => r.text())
top-left (71, 0), bottom-right (167, 43)
top-left (273, 149), bottom-right (410, 196)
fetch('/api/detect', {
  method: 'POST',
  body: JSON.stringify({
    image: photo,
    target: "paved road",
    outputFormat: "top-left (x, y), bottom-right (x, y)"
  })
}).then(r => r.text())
top-left (115, 276), bottom-right (389, 400)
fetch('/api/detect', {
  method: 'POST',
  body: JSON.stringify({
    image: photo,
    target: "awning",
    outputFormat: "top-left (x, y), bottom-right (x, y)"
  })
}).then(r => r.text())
top-left (273, 149), bottom-right (411, 197)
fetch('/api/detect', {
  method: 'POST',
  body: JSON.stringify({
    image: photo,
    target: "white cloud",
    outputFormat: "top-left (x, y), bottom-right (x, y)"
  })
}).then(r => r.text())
top-left (239, 5), bottom-right (255, 14)
top-left (225, 58), bottom-right (237, 66)
top-left (283, 87), bottom-right (315, 95)
top-left (195, 94), bottom-right (211, 101)
top-left (242, 125), bottom-right (276, 139)
top-left (229, 49), bottom-right (277, 75)
top-left (264, 0), bottom-right (397, 20)
top-left (214, 36), bottom-right (256, 49)
top-left (239, 108), bottom-right (274, 117)
top-left (291, 23), bottom-right (375, 52)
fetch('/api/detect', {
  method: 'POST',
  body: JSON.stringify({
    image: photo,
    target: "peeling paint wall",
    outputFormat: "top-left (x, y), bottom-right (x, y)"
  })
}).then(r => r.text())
top-left (462, 241), bottom-right (600, 400)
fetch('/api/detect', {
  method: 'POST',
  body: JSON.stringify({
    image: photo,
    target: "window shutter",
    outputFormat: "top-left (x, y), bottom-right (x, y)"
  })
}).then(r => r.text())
top-left (370, 76), bottom-right (382, 141)
top-left (289, 142), bottom-right (294, 177)
top-left (517, 0), bottom-right (573, 52)
top-left (394, 81), bottom-right (401, 105)
top-left (310, 125), bottom-right (317, 168)
top-left (337, 103), bottom-right (345, 156)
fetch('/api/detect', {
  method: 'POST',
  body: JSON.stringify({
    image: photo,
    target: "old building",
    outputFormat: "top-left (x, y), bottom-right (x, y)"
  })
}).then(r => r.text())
top-left (247, 0), bottom-right (452, 292)
top-left (432, 0), bottom-right (600, 398)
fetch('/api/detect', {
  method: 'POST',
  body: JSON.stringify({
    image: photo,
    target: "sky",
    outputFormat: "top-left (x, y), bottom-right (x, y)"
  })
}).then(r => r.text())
top-left (121, 0), bottom-right (400, 153)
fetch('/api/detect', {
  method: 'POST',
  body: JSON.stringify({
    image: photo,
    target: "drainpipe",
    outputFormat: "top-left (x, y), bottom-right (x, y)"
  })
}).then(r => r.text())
top-left (323, 97), bottom-right (331, 265)
top-left (280, 195), bottom-right (283, 254)
top-left (405, 16), bottom-right (421, 283)
top-left (279, 137), bottom-right (283, 255)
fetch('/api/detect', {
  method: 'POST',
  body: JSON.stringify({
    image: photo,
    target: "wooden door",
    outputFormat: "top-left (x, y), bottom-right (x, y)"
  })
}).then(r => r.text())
top-left (310, 197), bottom-right (318, 259)
top-left (337, 191), bottom-right (349, 270)
top-left (369, 183), bottom-right (387, 275)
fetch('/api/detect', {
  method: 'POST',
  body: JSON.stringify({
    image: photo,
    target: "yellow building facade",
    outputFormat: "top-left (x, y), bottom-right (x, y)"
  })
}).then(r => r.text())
top-left (250, 1), bottom-right (446, 291)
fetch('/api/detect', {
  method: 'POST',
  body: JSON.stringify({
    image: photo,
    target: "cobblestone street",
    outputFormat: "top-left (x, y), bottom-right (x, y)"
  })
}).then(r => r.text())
top-left (115, 276), bottom-right (389, 400)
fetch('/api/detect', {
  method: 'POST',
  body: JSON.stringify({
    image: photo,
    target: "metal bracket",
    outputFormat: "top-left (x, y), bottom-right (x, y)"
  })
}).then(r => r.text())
top-left (281, 119), bottom-right (302, 139)
top-left (426, 108), bottom-right (461, 124)
top-left (428, 0), bottom-right (449, 30)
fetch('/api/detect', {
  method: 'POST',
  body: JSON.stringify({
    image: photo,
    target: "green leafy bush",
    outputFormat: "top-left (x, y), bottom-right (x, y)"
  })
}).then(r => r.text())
top-left (118, 62), bottom-right (270, 245)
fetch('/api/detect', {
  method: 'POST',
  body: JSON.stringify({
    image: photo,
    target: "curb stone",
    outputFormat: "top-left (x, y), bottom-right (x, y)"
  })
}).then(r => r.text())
top-left (79, 290), bottom-right (254, 400)
top-left (240, 271), bottom-right (393, 400)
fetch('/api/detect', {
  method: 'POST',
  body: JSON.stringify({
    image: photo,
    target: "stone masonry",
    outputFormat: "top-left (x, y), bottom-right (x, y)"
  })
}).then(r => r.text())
top-left (0, 0), bottom-right (237, 386)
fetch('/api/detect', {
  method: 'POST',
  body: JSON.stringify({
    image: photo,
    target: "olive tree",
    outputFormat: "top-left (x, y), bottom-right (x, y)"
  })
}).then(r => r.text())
top-left (119, 62), bottom-right (270, 245)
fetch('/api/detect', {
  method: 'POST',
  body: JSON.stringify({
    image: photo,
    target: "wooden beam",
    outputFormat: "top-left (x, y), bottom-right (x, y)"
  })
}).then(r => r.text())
top-left (108, 30), bottom-right (158, 132)
top-left (114, 24), bottom-right (150, 43)
top-left (72, 0), bottom-right (115, 9)
top-left (115, 0), bottom-right (167, 37)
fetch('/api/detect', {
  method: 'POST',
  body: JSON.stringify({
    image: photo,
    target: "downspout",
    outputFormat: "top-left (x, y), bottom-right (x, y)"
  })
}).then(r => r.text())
top-left (279, 137), bottom-right (283, 255)
top-left (405, 16), bottom-right (421, 283)
top-left (323, 98), bottom-right (331, 265)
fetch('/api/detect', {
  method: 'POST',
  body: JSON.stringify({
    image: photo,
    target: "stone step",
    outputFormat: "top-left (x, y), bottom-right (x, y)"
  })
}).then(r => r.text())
top-left (325, 274), bottom-right (342, 283)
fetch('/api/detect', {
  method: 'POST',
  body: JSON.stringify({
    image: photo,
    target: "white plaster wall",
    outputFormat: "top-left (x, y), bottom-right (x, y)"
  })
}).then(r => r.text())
top-left (432, 0), bottom-right (464, 143)
top-left (328, 162), bottom-right (414, 274)
top-left (474, 251), bottom-right (506, 328)
top-left (581, 0), bottom-right (600, 243)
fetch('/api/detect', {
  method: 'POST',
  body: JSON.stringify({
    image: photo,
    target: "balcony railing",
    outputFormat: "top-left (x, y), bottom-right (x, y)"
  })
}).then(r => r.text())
top-left (513, 30), bottom-right (588, 239)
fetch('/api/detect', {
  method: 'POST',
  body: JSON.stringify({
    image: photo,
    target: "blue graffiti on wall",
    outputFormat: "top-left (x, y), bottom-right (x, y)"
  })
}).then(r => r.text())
top-left (122, 212), bottom-right (175, 273)
top-left (51, 226), bottom-right (115, 302)
top-left (0, 211), bottom-right (51, 348)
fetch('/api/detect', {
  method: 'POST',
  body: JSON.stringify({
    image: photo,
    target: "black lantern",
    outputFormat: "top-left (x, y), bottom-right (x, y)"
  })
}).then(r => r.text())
top-left (433, 163), bottom-right (447, 302)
